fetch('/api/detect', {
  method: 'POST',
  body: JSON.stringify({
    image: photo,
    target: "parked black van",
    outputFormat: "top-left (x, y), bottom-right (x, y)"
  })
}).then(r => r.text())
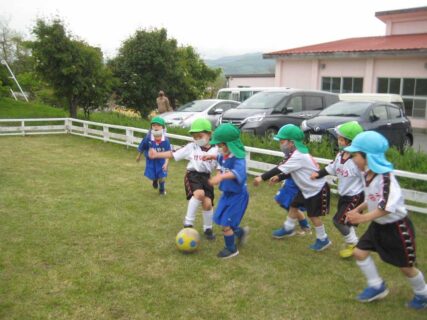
top-left (219, 89), bottom-right (339, 136)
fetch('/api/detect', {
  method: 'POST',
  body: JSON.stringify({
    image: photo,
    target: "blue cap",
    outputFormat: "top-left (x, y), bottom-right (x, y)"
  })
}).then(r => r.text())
top-left (344, 131), bottom-right (393, 174)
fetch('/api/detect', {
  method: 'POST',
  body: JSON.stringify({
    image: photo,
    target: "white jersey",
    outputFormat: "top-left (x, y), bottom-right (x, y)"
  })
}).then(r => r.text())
top-left (278, 150), bottom-right (326, 198)
top-left (364, 172), bottom-right (407, 224)
top-left (173, 143), bottom-right (218, 174)
top-left (325, 152), bottom-right (364, 196)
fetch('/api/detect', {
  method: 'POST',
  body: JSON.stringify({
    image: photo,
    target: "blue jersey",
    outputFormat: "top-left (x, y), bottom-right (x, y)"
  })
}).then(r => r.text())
top-left (138, 133), bottom-right (171, 180)
top-left (217, 155), bottom-right (247, 194)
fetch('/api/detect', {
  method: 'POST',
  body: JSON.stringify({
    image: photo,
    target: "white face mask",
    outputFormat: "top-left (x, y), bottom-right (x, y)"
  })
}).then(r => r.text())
top-left (152, 129), bottom-right (163, 137)
top-left (194, 138), bottom-right (208, 147)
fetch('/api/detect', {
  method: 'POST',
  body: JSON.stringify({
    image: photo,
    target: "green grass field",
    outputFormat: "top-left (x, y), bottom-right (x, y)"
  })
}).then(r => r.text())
top-left (0, 134), bottom-right (426, 319)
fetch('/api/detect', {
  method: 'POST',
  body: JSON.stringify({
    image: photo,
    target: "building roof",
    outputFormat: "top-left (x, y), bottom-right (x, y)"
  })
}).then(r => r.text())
top-left (264, 33), bottom-right (427, 58)
top-left (225, 73), bottom-right (275, 78)
top-left (375, 6), bottom-right (427, 20)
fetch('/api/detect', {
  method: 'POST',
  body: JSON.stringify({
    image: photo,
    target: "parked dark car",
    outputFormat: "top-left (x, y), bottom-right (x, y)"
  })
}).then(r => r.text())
top-left (219, 89), bottom-right (339, 137)
top-left (301, 100), bottom-right (413, 151)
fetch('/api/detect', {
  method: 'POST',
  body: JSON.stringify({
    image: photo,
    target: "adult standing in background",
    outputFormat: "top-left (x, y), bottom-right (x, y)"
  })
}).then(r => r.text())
top-left (156, 90), bottom-right (173, 114)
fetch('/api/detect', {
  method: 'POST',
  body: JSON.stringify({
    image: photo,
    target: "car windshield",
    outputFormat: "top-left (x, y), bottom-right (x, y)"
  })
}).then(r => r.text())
top-left (319, 101), bottom-right (371, 116)
top-left (177, 100), bottom-right (214, 112)
top-left (237, 91), bottom-right (289, 109)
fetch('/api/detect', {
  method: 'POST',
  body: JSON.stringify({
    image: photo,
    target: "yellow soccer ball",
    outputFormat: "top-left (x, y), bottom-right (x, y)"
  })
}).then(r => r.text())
top-left (175, 228), bottom-right (200, 253)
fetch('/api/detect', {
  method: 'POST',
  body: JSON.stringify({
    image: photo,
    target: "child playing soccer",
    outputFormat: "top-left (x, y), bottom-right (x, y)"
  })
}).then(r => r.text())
top-left (345, 131), bottom-right (427, 309)
top-left (206, 123), bottom-right (249, 259)
top-left (310, 121), bottom-right (364, 258)
top-left (148, 118), bottom-right (218, 240)
top-left (136, 117), bottom-right (171, 195)
top-left (269, 124), bottom-right (331, 251)
top-left (253, 158), bottom-right (311, 237)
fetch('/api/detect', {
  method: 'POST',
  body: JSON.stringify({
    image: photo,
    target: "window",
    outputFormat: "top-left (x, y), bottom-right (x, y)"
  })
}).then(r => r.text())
top-left (388, 106), bottom-right (402, 119)
top-left (321, 77), bottom-right (363, 93)
top-left (377, 77), bottom-right (427, 119)
top-left (305, 96), bottom-right (323, 110)
top-left (370, 106), bottom-right (388, 121)
top-left (239, 91), bottom-right (253, 102)
top-left (287, 96), bottom-right (303, 113)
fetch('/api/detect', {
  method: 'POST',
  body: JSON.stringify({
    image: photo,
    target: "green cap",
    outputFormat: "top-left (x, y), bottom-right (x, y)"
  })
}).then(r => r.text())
top-left (274, 124), bottom-right (309, 154)
top-left (335, 121), bottom-right (363, 141)
top-left (188, 118), bottom-right (212, 133)
top-left (151, 116), bottom-right (165, 127)
top-left (209, 123), bottom-right (246, 158)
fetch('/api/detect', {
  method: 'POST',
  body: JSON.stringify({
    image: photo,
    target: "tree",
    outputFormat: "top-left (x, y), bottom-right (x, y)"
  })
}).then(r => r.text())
top-left (31, 19), bottom-right (112, 118)
top-left (110, 28), bottom-right (220, 117)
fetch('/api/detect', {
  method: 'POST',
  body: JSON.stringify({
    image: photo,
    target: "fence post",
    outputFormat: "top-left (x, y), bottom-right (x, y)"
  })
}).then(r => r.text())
top-left (83, 122), bottom-right (88, 136)
top-left (21, 120), bottom-right (25, 136)
top-left (126, 129), bottom-right (133, 148)
top-left (246, 150), bottom-right (251, 170)
top-left (65, 119), bottom-right (70, 133)
top-left (103, 125), bottom-right (109, 142)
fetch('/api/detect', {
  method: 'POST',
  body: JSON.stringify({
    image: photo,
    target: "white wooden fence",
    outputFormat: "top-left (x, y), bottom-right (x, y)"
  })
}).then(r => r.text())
top-left (1, 117), bottom-right (427, 214)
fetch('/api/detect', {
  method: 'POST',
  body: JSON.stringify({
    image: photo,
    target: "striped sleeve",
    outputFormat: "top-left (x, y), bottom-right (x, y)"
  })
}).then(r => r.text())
top-left (378, 173), bottom-right (391, 211)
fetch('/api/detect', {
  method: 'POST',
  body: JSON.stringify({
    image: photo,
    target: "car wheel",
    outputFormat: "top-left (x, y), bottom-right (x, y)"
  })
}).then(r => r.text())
top-left (265, 127), bottom-right (278, 139)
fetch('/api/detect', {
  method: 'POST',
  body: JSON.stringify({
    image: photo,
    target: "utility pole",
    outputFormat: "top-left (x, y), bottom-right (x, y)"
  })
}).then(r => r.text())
top-left (1, 59), bottom-right (28, 102)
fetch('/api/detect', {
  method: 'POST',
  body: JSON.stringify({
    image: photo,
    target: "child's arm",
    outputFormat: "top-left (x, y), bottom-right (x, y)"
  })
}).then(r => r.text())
top-left (148, 148), bottom-right (173, 159)
top-left (136, 152), bottom-right (143, 162)
top-left (346, 207), bottom-right (387, 224)
top-left (162, 158), bottom-right (170, 171)
top-left (253, 166), bottom-right (282, 186)
top-left (209, 171), bottom-right (235, 186)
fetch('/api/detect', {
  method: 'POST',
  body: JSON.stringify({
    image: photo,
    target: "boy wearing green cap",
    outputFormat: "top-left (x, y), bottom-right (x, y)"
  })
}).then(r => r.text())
top-left (148, 118), bottom-right (218, 239)
top-left (205, 123), bottom-right (249, 259)
top-left (136, 117), bottom-right (171, 195)
top-left (271, 124), bottom-right (331, 251)
top-left (345, 131), bottom-right (427, 309)
top-left (311, 121), bottom-right (365, 258)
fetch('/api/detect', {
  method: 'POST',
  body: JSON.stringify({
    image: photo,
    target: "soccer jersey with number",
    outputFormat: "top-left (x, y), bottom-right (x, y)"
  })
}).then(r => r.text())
top-left (278, 150), bottom-right (326, 198)
top-left (364, 172), bottom-right (407, 224)
top-left (173, 143), bottom-right (218, 173)
top-left (325, 152), bottom-right (364, 196)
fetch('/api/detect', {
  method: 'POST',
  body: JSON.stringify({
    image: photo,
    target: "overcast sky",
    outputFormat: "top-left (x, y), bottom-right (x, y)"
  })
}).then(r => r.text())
top-left (1, 0), bottom-right (426, 59)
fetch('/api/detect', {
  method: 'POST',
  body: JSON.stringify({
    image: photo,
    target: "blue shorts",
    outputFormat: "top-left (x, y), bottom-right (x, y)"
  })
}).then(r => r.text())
top-left (214, 190), bottom-right (249, 228)
top-left (274, 180), bottom-right (305, 211)
top-left (144, 161), bottom-right (167, 180)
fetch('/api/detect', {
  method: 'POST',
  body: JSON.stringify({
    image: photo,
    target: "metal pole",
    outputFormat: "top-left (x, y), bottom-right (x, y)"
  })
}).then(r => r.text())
top-left (1, 59), bottom-right (28, 102)
top-left (9, 87), bottom-right (17, 100)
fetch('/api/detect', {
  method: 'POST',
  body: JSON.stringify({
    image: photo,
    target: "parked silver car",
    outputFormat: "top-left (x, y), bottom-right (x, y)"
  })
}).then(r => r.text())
top-left (159, 99), bottom-right (240, 128)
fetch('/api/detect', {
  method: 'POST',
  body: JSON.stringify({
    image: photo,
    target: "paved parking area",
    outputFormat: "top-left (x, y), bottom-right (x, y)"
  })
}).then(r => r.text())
top-left (413, 131), bottom-right (427, 153)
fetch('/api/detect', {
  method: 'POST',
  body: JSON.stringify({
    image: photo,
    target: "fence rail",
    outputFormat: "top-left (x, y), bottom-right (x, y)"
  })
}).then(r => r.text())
top-left (1, 117), bottom-right (426, 214)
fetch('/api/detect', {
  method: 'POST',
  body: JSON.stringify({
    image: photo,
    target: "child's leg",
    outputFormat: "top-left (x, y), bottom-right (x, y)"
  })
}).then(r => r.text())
top-left (401, 267), bottom-right (427, 308)
top-left (296, 209), bottom-right (311, 233)
top-left (310, 216), bottom-right (327, 240)
top-left (183, 189), bottom-right (204, 227)
top-left (217, 226), bottom-right (239, 259)
top-left (158, 177), bottom-right (166, 194)
top-left (354, 248), bottom-right (384, 289)
top-left (202, 197), bottom-right (215, 240)
top-left (273, 206), bottom-right (299, 238)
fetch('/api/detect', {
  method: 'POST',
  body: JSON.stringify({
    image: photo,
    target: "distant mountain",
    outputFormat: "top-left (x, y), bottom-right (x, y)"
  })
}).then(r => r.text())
top-left (204, 52), bottom-right (275, 75)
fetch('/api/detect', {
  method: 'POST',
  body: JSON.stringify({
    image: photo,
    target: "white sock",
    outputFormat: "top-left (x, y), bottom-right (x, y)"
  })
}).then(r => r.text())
top-left (315, 224), bottom-right (327, 240)
top-left (202, 210), bottom-right (213, 231)
top-left (408, 271), bottom-right (427, 297)
top-left (284, 217), bottom-right (297, 231)
top-left (356, 256), bottom-right (383, 289)
top-left (344, 227), bottom-right (358, 245)
top-left (184, 197), bottom-right (201, 226)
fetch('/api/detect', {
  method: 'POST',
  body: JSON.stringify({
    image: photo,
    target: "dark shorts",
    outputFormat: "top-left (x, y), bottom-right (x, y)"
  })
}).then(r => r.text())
top-left (334, 192), bottom-right (365, 226)
top-left (291, 183), bottom-right (330, 217)
top-left (184, 171), bottom-right (214, 202)
top-left (356, 217), bottom-right (416, 268)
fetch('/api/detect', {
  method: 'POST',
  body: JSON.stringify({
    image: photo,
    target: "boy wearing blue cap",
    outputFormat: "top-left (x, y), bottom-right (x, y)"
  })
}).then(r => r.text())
top-left (205, 123), bottom-right (249, 259)
top-left (346, 131), bottom-right (427, 310)
top-left (136, 117), bottom-right (171, 195)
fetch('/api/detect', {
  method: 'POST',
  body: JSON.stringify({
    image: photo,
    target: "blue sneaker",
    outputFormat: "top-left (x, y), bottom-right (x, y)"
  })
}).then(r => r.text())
top-left (272, 227), bottom-right (295, 239)
top-left (309, 238), bottom-right (332, 251)
top-left (407, 294), bottom-right (427, 310)
top-left (357, 282), bottom-right (389, 302)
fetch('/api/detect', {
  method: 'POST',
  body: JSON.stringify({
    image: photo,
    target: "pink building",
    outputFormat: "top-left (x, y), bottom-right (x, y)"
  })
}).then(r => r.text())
top-left (264, 6), bottom-right (427, 129)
